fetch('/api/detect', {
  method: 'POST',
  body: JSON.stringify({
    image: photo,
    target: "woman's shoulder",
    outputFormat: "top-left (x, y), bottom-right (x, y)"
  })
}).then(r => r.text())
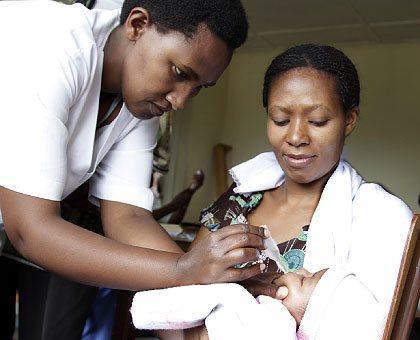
top-left (199, 184), bottom-right (263, 231)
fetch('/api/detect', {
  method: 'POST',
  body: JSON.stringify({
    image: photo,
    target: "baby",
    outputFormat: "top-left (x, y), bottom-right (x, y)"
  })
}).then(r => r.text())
top-left (183, 268), bottom-right (328, 340)
top-left (276, 268), bottom-right (328, 325)
top-left (131, 268), bottom-right (328, 340)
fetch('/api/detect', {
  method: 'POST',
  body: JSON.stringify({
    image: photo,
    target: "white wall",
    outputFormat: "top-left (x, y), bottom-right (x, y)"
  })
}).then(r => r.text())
top-left (163, 72), bottom-right (230, 223)
top-left (341, 43), bottom-right (420, 208)
top-left (171, 41), bottom-right (420, 223)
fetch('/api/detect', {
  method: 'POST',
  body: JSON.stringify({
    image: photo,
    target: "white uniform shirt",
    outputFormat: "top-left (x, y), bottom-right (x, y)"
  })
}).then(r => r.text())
top-left (0, 1), bottom-right (158, 211)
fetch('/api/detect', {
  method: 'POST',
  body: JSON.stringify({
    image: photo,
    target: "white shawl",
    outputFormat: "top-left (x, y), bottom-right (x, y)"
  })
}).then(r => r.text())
top-left (130, 283), bottom-right (297, 340)
top-left (230, 152), bottom-right (413, 339)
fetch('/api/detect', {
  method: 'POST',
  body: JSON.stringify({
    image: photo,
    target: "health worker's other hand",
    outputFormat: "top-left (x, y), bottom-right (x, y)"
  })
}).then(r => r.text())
top-left (240, 272), bottom-right (289, 299)
top-left (177, 224), bottom-right (269, 285)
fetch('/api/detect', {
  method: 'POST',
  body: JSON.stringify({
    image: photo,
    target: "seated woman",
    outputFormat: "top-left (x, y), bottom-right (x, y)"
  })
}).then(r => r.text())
top-left (183, 43), bottom-right (413, 339)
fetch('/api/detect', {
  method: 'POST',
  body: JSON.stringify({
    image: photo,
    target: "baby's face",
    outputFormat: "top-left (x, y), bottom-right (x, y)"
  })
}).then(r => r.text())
top-left (274, 268), bottom-right (327, 325)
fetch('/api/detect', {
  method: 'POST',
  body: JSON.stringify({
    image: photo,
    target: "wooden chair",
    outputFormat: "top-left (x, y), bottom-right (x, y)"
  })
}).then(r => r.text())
top-left (382, 214), bottom-right (420, 340)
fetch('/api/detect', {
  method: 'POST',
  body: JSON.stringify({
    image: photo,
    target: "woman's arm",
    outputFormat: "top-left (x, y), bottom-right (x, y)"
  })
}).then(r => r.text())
top-left (1, 186), bottom-right (183, 290)
top-left (101, 199), bottom-right (183, 253)
top-left (1, 187), bottom-right (267, 290)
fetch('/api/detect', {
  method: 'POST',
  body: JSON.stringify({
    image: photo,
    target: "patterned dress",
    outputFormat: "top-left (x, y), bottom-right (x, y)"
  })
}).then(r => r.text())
top-left (200, 184), bottom-right (309, 273)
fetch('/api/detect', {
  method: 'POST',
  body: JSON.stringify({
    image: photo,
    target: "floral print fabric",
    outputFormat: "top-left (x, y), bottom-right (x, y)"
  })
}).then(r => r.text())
top-left (200, 184), bottom-right (309, 273)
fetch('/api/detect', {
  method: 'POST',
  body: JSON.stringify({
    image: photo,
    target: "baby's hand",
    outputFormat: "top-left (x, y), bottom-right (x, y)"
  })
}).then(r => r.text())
top-left (275, 285), bottom-right (289, 299)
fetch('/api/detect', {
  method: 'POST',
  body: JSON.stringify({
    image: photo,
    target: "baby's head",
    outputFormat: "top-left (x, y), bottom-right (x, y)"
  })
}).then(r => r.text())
top-left (274, 268), bottom-right (328, 325)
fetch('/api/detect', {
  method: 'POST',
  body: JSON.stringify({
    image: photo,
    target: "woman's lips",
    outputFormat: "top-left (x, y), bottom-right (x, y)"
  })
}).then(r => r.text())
top-left (284, 154), bottom-right (316, 168)
top-left (149, 102), bottom-right (167, 117)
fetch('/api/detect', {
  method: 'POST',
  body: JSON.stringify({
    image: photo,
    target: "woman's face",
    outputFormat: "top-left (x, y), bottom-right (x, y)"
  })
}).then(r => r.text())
top-left (121, 23), bottom-right (232, 120)
top-left (266, 67), bottom-right (358, 186)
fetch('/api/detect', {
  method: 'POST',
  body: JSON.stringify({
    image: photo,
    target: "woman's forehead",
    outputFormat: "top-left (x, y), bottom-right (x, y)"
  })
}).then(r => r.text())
top-left (167, 27), bottom-right (232, 82)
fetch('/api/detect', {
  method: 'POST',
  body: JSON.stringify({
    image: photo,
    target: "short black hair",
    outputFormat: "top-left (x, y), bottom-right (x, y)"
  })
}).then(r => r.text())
top-left (262, 44), bottom-right (360, 113)
top-left (120, 0), bottom-right (248, 50)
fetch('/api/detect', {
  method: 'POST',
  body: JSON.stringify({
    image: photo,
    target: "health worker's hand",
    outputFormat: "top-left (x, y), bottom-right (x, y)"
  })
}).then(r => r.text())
top-left (176, 224), bottom-right (270, 285)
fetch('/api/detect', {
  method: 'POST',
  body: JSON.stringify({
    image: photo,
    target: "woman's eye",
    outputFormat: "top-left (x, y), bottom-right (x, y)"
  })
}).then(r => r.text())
top-left (310, 120), bottom-right (329, 127)
top-left (273, 119), bottom-right (289, 126)
top-left (174, 66), bottom-right (188, 79)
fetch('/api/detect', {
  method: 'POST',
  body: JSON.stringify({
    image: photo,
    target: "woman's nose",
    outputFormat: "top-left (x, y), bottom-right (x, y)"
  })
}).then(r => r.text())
top-left (287, 119), bottom-right (310, 147)
top-left (166, 86), bottom-right (200, 111)
top-left (166, 92), bottom-right (186, 111)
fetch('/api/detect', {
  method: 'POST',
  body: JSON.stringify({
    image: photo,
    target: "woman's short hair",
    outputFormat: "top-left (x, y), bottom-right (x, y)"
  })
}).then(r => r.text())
top-left (262, 44), bottom-right (360, 112)
top-left (120, 0), bottom-right (248, 50)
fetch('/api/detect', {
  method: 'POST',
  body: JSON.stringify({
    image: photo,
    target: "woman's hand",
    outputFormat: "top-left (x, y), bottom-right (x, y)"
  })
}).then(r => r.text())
top-left (240, 271), bottom-right (289, 299)
top-left (176, 224), bottom-right (270, 285)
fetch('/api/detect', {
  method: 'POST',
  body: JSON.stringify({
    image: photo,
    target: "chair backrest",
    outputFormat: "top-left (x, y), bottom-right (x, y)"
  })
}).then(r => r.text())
top-left (382, 214), bottom-right (420, 340)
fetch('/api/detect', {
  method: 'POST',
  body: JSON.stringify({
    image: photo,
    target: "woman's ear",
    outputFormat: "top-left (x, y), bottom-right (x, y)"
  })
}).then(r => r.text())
top-left (124, 7), bottom-right (152, 41)
top-left (344, 106), bottom-right (359, 137)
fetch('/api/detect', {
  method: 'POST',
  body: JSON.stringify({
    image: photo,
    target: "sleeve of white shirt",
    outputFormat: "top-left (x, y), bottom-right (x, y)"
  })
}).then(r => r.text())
top-left (89, 117), bottom-right (159, 211)
top-left (0, 2), bottom-right (93, 201)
